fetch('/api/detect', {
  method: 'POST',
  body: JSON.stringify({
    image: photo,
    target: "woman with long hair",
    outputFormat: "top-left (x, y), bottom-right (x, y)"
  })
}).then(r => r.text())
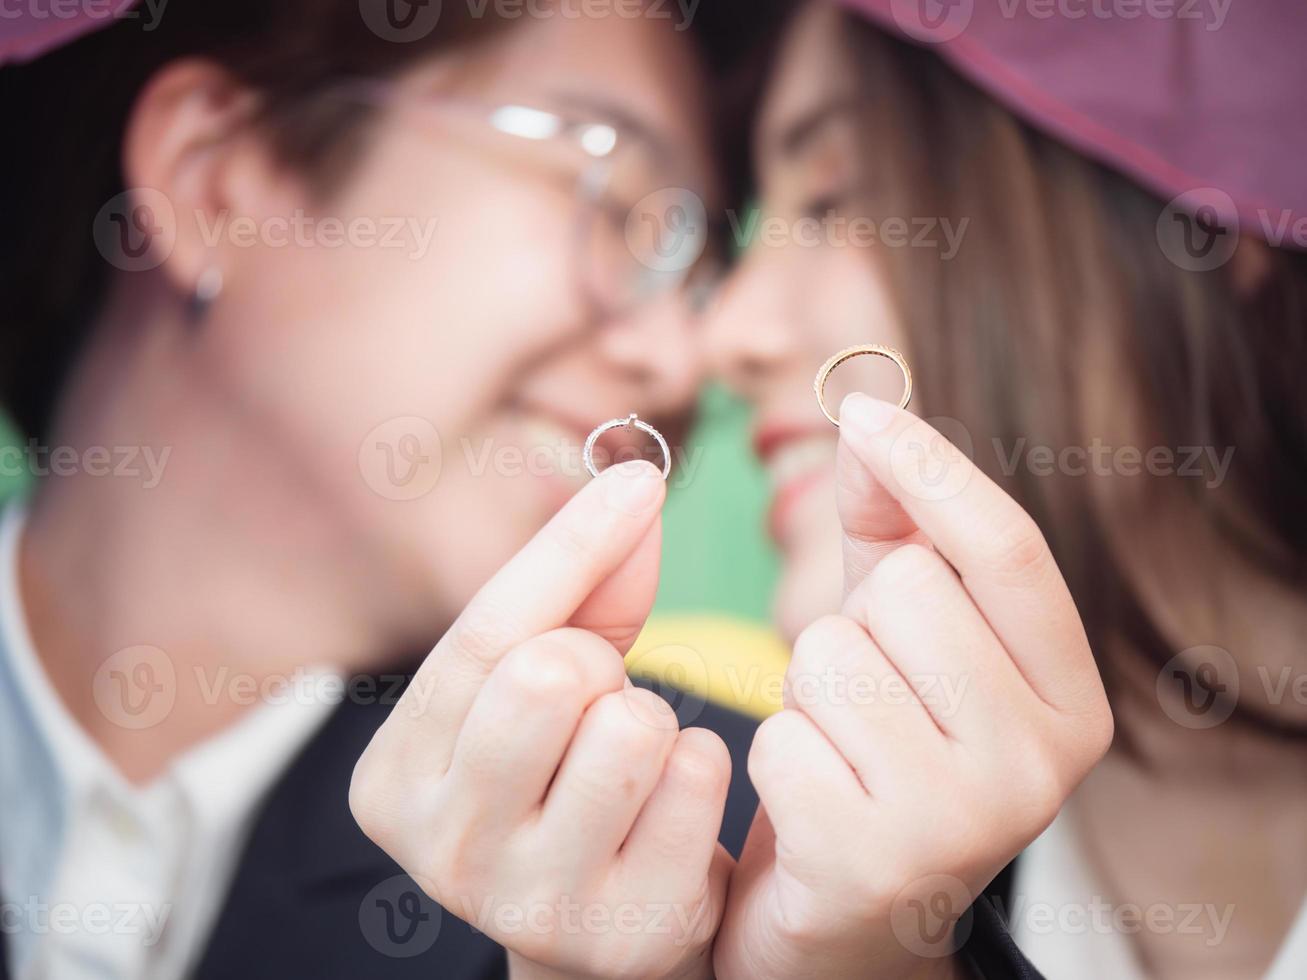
top-left (699, 1), bottom-right (1306, 977)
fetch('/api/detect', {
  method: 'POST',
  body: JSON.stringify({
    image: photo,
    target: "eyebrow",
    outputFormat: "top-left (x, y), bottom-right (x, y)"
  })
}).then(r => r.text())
top-left (769, 95), bottom-right (862, 161)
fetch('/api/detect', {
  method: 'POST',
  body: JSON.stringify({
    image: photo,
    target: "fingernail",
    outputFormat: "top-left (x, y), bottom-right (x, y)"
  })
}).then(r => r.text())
top-left (604, 459), bottom-right (663, 515)
top-left (840, 392), bottom-right (897, 435)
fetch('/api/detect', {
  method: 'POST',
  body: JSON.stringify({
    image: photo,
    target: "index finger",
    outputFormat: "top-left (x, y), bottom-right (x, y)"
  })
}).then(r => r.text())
top-left (835, 426), bottom-right (929, 601)
top-left (837, 393), bottom-right (1101, 715)
top-left (392, 459), bottom-right (666, 770)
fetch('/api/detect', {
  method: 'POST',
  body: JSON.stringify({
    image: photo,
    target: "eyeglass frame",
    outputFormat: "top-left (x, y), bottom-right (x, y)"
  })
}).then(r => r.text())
top-left (304, 77), bottom-right (725, 319)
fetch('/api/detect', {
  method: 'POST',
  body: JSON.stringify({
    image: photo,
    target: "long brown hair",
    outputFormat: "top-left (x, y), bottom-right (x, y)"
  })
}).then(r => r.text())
top-left (841, 18), bottom-right (1307, 738)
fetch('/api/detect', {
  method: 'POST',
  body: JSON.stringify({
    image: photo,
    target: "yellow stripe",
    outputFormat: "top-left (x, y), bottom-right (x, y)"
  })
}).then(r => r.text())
top-left (625, 614), bottom-right (791, 721)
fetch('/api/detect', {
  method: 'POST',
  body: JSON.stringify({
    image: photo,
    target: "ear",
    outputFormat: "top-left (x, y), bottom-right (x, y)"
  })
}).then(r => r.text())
top-left (120, 59), bottom-right (302, 300)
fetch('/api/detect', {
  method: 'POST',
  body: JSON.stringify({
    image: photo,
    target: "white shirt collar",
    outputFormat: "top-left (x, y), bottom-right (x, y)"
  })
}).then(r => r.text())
top-left (0, 500), bottom-right (343, 979)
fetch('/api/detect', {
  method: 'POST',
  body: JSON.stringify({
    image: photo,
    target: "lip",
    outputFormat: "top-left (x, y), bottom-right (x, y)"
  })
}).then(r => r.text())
top-left (521, 403), bottom-right (601, 447)
top-left (753, 419), bottom-right (831, 463)
top-left (754, 418), bottom-right (837, 545)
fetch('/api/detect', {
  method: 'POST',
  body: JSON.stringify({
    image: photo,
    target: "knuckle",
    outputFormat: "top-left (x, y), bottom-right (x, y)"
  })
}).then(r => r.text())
top-left (1011, 752), bottom-right (1067, 828)
top-left (544, 508), bottom-right (595, 564)
top-left (868, 543), bottom-right (945, 600)
top-left (1089, 700), bottom-right (1116, 761)
top-left (448, 602), bottom-right (522, 672)
top-left (790, 615), bottom-right (865, 678)
top-left (747, 710), bottom-right (804, 783)
top-left (1066, 693), bottom-right (1115, 773)
top-left (590, 688), bottom-right (677, 746)
top-left (666, 729), bottom-right (730, 796)
top-left (495, 630), bottom-right (626, 708)
top-left (347, 755), bottom-right (387, 840)
top-left (496, 639), bottom-right (581, 701)
top-left (619, 685), bottom-right (681, 735)
top-left (981, 513), bottom-right (1051, 583)
top-left (425, 823), bottom-right (489, 907)
top-left (539, 628), bottom-right (627, 692)
top-left (348, 743), bottom-right (406, 849)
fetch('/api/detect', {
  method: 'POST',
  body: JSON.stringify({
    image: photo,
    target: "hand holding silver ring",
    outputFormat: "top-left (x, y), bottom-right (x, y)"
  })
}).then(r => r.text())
top-left (583, 413), bottom-right (672, 480)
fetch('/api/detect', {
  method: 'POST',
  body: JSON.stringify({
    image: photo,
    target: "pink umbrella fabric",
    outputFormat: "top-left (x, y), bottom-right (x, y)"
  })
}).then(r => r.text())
top-left (0, 0), bottom-right (138, 66)
top-left (837, 0), bottom-right (1307, 249)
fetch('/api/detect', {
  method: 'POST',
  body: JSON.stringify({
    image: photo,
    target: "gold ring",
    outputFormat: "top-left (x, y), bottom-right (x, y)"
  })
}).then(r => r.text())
top-left (813, 345), bottom-right (913, 426)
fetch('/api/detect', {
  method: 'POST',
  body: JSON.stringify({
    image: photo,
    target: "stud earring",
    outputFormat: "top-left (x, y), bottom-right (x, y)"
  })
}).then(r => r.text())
top-left (189, 266), bottom-right (224, 320)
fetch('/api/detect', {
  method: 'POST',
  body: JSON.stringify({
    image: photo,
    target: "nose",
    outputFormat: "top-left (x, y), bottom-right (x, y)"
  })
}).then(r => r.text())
top-left (701, 243), bottom-right (802, 399)
top-left (598, 292), bottom-right (704, 418)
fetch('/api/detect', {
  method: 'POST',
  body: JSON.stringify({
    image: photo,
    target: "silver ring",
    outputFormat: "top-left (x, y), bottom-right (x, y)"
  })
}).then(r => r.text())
top-left (583, 413), bottom-right (671, 480)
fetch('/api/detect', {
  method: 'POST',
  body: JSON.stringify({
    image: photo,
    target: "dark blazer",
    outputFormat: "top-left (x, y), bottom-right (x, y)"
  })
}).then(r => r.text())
top-left (0, 679), bottom-right (1039, 979)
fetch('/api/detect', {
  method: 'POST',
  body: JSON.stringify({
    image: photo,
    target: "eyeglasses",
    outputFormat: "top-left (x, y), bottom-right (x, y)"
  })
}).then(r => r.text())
top-left (322, 80), bottom-right (724, 319)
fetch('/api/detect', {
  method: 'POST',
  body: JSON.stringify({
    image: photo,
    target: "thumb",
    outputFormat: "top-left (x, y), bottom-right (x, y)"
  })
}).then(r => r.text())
top-left (568, 510), bottom-right (662, 653)
top-left (836, 392), bottom-right (929, 601)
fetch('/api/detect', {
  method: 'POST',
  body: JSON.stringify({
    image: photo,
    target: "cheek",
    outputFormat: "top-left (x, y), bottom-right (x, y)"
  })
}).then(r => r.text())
top-left (805, 248), bottom-right (912, 403)
top-left (208, 146), bottom-right (588, 466)
top-left (810, 247), bottom-right (905, 348)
